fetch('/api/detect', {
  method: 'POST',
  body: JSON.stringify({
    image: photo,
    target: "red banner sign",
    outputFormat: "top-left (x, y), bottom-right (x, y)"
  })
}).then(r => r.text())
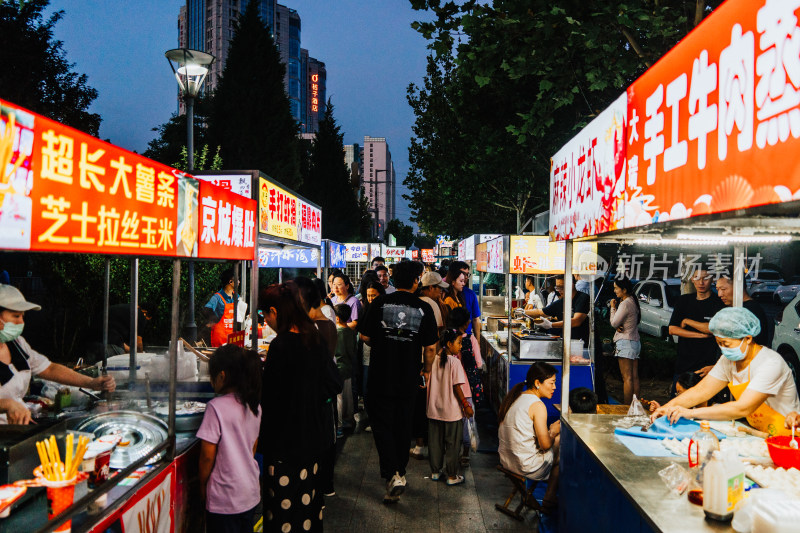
top-left (226, 330), bottom-right (245, 347)
top-left (197, 181), bottom-right (256, 260)
top-left (0, 99), bottom-right (256, 260)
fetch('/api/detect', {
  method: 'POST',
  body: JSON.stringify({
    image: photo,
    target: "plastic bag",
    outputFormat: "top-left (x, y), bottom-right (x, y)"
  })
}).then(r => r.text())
top-left (658, 462), bottom-right (690, 497)
top-left (467, 417), bottom-right (480, 453)
top-left (627, 394), bottom-right (647, 416)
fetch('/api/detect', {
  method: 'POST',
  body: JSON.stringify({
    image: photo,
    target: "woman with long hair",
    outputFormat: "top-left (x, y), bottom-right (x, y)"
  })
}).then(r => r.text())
top-left (609, 277), bottom-right (641, 405)
top-left (331, 272), bottom-right (362, 330)
top-left (497, 362), bottom-right (561, 514)
top-left (442, 268), bottom-right (467, 311)
top-left (259, 283), bottom-right (343, 532)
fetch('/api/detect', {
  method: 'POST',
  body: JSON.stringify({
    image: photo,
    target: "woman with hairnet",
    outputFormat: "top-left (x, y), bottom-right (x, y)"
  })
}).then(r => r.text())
top-left (651, 307), bottom-right (800, 436)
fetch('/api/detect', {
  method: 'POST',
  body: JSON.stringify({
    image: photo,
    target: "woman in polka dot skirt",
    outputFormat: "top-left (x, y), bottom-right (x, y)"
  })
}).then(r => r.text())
top-left (259, 284), bottom-right (344, 532)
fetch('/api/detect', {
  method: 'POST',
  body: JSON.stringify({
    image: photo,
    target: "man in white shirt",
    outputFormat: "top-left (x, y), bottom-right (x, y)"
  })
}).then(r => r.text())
top-left (376, 265), bottom-right (396, 294)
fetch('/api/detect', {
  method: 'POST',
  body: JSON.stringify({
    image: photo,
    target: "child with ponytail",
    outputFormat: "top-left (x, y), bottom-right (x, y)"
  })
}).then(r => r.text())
top-left (426, 328), bottom-right (473, 485)
top-left (197, 344), bottom-right (263, 532)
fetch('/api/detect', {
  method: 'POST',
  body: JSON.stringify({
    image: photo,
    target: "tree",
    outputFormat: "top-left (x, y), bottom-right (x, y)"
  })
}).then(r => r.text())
top-left (384, 219), bottom-right (414, 247)
top-left (208, 1), bottom-right (302, 189)
top-left (406, 0), bottom-right (725, 237)
top-left (413, 233), bottom-right (436, 249)
top-left (0, 0), bottom-right (100, 134)
top-left (301, 100), bottom-right (369, 241)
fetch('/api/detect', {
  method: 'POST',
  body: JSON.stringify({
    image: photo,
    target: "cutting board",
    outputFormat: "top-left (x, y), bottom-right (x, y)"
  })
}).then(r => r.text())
top-left (614, 417), bottom-right (727, 441)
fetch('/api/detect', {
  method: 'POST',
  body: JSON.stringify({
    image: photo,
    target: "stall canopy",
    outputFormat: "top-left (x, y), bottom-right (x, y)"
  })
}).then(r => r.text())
top-left (550, 0), bottom-right (800, 243)
top-left (0, 99), bottom-right (256, 261)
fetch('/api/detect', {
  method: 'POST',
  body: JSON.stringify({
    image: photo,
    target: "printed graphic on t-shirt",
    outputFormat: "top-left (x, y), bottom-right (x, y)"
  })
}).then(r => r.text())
top-left (380, 303), bottom-right (424, 342)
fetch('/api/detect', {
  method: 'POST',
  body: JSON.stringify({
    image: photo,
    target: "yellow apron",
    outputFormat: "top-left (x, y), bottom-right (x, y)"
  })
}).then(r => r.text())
top-left (728, 364), bottom-right (791, 437)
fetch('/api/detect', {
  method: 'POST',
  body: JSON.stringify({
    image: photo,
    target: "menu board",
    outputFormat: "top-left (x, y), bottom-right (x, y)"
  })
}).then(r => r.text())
top-left (486, 236), bottom-right (504, 274)
top-left (327, 241), bottom-right (346, 268)
top-left (0, 98), bottom-right (256, 261)
top-left (258, 246), bottom-right (320, 268)
top-left (421, 249), bottom-right (435, 263)
top-left (344, 243), bottom-right (369, 262)
top-left (509, 236), bottom-right (597, 275)
top-left (475, 242), bottom-right (488, 272)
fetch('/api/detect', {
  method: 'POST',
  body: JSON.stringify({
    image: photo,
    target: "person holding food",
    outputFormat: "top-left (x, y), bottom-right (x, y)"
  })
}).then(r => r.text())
top-left (0, 284), bottom-right (115, 425)
top-left (651, 307), bottom-right (800, 436)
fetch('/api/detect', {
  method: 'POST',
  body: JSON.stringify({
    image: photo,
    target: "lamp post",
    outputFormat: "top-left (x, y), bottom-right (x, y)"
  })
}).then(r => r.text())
top-left (165, 48), bottom-right (215, 343)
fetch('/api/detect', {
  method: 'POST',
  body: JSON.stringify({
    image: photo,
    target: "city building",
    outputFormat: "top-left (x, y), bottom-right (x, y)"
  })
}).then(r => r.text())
top-left (178, 1), bottom-right (325, 132)
top-left (343, 143), bottom-right (361, 190)
top-left (362, 137), bottom-right (396, 239)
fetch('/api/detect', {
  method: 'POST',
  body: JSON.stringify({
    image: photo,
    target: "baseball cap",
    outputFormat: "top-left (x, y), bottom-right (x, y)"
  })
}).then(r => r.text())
top-left (0, 285), bottom-right (42, 312)
top-left (420, 272), bottom-right (448, 289)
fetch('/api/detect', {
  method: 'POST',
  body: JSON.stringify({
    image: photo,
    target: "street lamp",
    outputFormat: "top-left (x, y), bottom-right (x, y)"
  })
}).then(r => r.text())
top-left (165, 48), bottom-right (215, 343)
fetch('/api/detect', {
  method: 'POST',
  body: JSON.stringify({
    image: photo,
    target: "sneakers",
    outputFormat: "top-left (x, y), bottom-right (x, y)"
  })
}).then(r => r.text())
top-left (430, 472), bottom-right (441, 481)
top-left (446, 475), bottom-right (465, 486)
top-left (387, 472), bottom-right (406, 497)
top-left (409, 446), bottom-right (425, 460)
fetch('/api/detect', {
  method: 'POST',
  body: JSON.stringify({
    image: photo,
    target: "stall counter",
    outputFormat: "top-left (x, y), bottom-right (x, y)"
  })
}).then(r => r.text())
top-left (481, 331), bottom-right (594, 422)
top-left (559, 414), bottom-right (730, 533)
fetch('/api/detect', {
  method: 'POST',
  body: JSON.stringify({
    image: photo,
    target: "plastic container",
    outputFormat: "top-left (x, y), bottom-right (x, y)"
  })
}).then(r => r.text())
top-left (765, 436), bottom-right (800, 469)
top-left (689, 420), bottom-right (720, 489)
top-left (702, 450), bottom-right (744, 522)
top-left (751, 497), bottom-right (800, 532)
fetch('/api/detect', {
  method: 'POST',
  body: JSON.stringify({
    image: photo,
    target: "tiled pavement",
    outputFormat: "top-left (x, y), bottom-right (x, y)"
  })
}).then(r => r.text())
top-left (323, 430), bottom-right (540, 532)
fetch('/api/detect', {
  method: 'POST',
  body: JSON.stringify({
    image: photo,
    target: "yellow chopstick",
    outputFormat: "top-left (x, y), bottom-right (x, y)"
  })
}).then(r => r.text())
top-left (65, 433), bottom-right (73, 480)
top-left (50, 435), bottom-right (61, 480)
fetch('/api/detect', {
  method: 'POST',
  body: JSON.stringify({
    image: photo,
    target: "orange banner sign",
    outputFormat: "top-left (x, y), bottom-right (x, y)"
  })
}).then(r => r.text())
top-left (197, 180), bottom-right (256, 260)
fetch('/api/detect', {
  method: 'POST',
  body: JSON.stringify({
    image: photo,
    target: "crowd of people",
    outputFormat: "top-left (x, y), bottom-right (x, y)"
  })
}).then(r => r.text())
top-left (192, 257), bottom-right (491, 531)
top-left (189, 260), bottom-right (800, 531)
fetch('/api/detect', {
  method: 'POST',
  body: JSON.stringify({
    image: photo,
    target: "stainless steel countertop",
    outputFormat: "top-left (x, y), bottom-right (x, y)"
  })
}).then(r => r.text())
top-left (563, 414), bottom-right (731, 532)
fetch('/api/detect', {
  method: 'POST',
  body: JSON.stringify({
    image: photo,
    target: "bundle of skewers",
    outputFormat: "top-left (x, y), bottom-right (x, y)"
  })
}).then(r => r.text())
top-left (35, 434), bottom-right (90, 482)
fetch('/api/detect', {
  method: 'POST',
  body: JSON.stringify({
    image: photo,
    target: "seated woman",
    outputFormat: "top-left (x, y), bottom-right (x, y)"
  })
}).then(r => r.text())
top-left (497, 362), bottom-right (560, 513)
top-left (651, 307), bottom-right (800, 436)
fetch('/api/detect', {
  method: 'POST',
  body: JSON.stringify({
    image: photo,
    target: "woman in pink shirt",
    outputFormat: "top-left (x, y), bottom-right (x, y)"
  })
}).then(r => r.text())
top-left (427, 328), bottom-right (474, 485)
top-left (197, 344), bottom-right (262, 533)
top-left (609, 277), bottom-right (642, 405)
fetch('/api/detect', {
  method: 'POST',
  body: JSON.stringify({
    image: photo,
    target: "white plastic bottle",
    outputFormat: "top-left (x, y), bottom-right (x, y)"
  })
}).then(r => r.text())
top-left (703, 450), bottom-right (745, 522)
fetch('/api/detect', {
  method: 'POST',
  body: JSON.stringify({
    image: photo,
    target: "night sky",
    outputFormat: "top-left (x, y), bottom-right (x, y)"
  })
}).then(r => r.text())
top-left (47, 0), bottom-right (434, 226)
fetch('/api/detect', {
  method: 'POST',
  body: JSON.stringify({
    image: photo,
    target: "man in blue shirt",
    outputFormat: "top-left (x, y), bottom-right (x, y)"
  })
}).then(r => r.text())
top-left (452, 261), bottom-right (481, 338)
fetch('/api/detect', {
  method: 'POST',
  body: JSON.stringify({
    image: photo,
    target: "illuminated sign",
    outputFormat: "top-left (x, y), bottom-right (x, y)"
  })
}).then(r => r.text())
top-left (0, 98), bottom-right (255, 261)
top-left (509, 236), bottom-right (596, 275)
top-left (327, 241), bottom-right (346, 268)
top-left (197, 181), bottom-right (256, 260)
top-left (258, 246), bottom-right (320, 268)
top-left (311, 74), bottom-right (319, 113)
top-left (383, 246), bottom-right (406, 259)
top-left (195, 173), bottom-right (251, 199)
top-left (421, 249), bottom-right (435, 263)
top-left (486, 236), bottom-right (504, 274)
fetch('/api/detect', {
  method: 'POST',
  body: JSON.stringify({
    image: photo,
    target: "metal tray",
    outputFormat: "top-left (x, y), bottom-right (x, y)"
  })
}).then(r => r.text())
top-left (75, 411), bottom-right (168, 469)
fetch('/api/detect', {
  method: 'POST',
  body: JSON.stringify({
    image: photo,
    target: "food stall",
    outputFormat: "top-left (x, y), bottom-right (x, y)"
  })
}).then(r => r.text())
top-left (477, 235), bottom-right (597, 418)
top-left (546, 0), bottom-right (800, 530)
top-left (0, 97), bottom-right (259, 532)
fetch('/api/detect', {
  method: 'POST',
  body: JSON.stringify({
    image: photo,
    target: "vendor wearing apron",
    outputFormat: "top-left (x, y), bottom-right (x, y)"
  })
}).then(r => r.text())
top-left (0, 285), bottom-right (116, 425)
top-left (205, 269), bottom-right (239, 347)
top-left (651, 307), bottom-right (800, 436)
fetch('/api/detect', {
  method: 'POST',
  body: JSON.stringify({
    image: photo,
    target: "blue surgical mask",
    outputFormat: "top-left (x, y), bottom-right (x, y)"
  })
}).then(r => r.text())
top-left (720, 339), bottom-right (747, 361)
top-left (0, 318), bottom-right (23, 343)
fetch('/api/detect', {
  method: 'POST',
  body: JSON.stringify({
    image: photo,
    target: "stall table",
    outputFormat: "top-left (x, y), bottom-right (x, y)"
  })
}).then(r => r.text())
top-left (559, 414), bottom-right (729, 533)
top-left (481, 331), bottom-right (594, 422)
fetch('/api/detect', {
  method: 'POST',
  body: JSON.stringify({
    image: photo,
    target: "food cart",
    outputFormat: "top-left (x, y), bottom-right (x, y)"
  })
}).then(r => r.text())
top-left (546, 1), bottom-right (800, 530)
top-left (477, 235), bottom-right (597, 419)
top-left (0, 97), bottom-right (258, 532)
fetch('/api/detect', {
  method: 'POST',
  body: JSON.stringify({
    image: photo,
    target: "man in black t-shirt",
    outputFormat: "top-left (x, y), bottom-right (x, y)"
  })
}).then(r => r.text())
top-left (522, 275), bottom-right (591, 345)
top-left (668, 269), bottom-right (725, 391)
top-left (683, 275), bottom-right (772, 348)
top-left (360, 261), bottom-right (438, 504)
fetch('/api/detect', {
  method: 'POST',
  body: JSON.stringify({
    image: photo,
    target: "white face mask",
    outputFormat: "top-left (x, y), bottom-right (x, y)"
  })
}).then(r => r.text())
top-left (0, 317), bottom-right (24, 343)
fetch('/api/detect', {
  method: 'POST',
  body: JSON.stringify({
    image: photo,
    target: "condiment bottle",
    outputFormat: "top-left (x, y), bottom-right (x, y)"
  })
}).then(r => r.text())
top-left (687, 420), bottom-right (719, 489)
top-left (702, 450), bottom-right (744, 522)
